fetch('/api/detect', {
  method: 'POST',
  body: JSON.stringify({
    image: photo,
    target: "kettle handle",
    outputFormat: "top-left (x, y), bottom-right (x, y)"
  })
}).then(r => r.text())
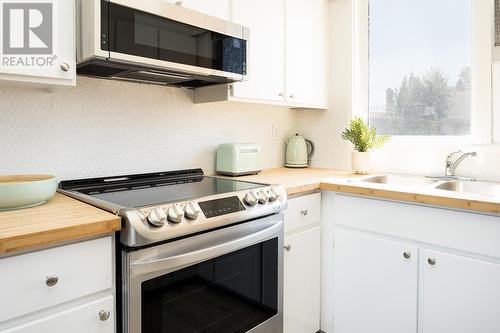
top-left (305, 139), bottom-right (315, 160)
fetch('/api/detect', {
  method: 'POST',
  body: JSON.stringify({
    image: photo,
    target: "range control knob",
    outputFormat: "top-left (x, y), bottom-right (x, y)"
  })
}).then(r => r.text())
top-left (268, 187), bottom-right (280, 201)
top-left (258, 189), bottom-right (270, 204)
top-left (244, 191), bottom-right (259, 206)
top-left (184, 201), bottom-right (201, 220)
top-left (167, 203), bottom-right (184, 223)
top-left (148, 206), bottom-right (167, 227)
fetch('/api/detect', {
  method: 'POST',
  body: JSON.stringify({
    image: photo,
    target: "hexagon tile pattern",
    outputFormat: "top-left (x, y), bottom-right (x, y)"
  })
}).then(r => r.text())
top-left (0, 77), bottom-right (296, 180)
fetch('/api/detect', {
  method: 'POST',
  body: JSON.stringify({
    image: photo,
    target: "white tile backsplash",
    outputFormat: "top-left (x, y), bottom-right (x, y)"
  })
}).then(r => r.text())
top-left (0, 77), bottom-right (296, 180)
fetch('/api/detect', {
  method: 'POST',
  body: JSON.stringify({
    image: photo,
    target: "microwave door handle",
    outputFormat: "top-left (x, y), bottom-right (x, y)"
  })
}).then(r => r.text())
top-left (130, 219), bottom-right (282, 276)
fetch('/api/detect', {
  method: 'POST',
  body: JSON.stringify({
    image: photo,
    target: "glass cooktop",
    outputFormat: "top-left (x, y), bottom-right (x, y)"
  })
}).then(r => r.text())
top-left (59, 169), bottom-right (264, 208)
top-left (89, 177), bottom-right (262, 208)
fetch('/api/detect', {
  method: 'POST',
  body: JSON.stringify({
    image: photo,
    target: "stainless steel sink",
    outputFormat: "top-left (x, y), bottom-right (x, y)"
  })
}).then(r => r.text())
top-left (434, 181), bottom-right (500, 198)
top-left (360, 174), bottom-right (439, 186)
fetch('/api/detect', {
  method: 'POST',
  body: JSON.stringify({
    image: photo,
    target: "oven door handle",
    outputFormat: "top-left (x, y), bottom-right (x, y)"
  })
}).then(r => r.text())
top-left (130, 218), bottom-right (282, 276)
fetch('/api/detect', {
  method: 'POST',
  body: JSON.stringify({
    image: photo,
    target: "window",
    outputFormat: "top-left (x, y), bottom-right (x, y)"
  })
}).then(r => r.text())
top-left (368, 0), bottom-right (472, 136)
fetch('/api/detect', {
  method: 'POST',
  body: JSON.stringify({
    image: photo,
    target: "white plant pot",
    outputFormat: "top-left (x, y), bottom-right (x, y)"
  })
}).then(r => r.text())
top-left (351, 151), bottom-right (371, 175)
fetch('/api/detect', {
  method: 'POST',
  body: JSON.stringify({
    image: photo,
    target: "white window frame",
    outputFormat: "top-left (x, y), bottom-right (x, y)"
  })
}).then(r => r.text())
top-left (353, 0), bottom-right (493, 145)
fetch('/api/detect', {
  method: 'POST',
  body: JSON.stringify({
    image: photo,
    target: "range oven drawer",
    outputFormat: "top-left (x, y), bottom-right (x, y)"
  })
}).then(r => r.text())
top-left (122, 214), bottom-right (284, 333)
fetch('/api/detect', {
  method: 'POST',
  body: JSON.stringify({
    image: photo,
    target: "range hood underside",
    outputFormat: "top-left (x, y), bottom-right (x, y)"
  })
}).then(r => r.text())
top-left (77, 58), bottom-right (235, 88)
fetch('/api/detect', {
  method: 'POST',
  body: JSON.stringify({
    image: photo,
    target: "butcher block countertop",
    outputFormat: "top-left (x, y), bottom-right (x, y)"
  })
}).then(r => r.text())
top-left (236, 168), bottom-right (500, 215)
top-left (0, 193), bottom-right (121, 254)
top-left (232, 168), bottom-right (358, 196)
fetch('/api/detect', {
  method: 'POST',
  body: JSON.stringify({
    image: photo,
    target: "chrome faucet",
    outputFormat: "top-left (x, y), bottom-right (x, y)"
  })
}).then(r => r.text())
top-left (445, 150), bottom-right (477, 177)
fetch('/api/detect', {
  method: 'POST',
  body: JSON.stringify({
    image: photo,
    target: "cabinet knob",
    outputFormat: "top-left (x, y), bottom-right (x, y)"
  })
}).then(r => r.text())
top-left (278, 92), bottom-right (284, 97)
top-left (45, 275), bottom-right (59, 287)
top-left (403, 251), bottom-right (411, 259)
top-left (300, 209), bottom-right (308, 216)
top-left (175, 0), bottom-right (183, 5)
top-left (289, 94), bottom-right (295, 99)
top-left (60, 63), bottom-right (70, 72)
top-left (427, 258), bottom-right (436, 266)
top-left (284, 245), bottom-right (291, 252)
top-left (99, 309), bottom-right (110, 321)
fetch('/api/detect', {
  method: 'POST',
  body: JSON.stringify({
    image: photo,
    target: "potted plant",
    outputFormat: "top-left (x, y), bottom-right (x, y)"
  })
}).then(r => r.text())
top-left (341, 117), bottom-right (390, 174)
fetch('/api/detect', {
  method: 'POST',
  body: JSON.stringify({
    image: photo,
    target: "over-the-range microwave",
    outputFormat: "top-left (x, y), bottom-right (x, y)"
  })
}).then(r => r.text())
top-left (76, 0), bottom-right (249, 88)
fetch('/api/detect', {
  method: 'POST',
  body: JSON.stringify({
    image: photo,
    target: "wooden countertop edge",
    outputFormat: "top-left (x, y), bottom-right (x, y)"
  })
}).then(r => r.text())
top-left (320, 182), bottom-right (500, 215)
top-left (0, 217), bottom-right (121, 254)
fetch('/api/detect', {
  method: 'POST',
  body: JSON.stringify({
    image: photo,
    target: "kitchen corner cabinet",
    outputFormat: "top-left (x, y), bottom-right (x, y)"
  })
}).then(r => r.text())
top-left (0, 0), bottom-right (75, 86)
top-left (285, 0), bottom-right (327, 108)
top-left (170, 0), bottom-right (230, 20)
top-left (283, 193), bottom-right (321, 333)
top-left (330, 194), bottom-right (500, 333)
top-left (194, 0), bottom-right (327, 109)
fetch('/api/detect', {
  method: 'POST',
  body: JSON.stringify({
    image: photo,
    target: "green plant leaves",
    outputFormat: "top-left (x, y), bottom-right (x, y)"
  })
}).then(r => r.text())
top-left (341, 117), bottom-right (390, 152)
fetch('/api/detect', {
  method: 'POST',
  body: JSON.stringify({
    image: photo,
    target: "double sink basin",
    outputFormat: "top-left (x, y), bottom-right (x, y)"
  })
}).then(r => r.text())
top-left (355, 174), bottom-right (500, 199)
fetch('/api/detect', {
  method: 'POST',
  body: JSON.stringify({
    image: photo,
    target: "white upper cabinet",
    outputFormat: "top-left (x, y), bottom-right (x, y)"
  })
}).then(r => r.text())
top-left (195, 0), bottom-right (327, 109)
top-left (169, 0), bottom-right (231, 20)
top-left (0, 0), bottom-right (75, 86)
top-left (230, 0), bottom-right (285, 102)
top-left (420, 249), bottom-right (500, 333)
top-left (285, 0), bottom-right (327, 108)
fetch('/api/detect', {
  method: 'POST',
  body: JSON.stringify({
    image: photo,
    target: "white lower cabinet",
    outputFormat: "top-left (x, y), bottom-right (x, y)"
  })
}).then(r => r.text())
top-left (331, 194), bottom-right (500, 333)
top-left (0, 237), bottom-right (115, 333)
top-left (284, 226), bottom-right (320, 333)
top-left (333, 230), bottom-right (418, 333)
top-left (420, 249), bottom-right (500, 333)
top-left (283, 193), bottom-right (321, 333)
top-left (3, 296), bottom-right (114, 333)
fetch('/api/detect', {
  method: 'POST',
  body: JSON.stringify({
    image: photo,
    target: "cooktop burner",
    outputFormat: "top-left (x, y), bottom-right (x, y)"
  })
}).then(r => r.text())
top-left (58, 168), bottom-right (287, 247)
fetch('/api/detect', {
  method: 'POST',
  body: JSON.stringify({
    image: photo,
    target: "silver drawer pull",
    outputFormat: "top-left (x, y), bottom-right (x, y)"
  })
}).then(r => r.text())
top-left (403, 251), bottom-right (411, 259)
top-left (300, 209), bottom-right (308, 216)
top-left (99, 310), bottom-right (110, 321)
top-left (284, 245), bottom-right (291, 252)
top-left (428, 258), bottom-right (436, 266)
top-left (45, 275), bottom-right (59, 287)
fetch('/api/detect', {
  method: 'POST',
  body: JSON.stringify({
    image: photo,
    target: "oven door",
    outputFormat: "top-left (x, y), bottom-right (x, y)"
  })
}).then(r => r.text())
top-left (123, 214), bottom-right (283, 333)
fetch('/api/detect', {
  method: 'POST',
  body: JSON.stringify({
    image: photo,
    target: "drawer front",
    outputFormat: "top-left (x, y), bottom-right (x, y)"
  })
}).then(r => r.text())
top-left (284, 192), bottom-right (321, 233)
top-left (2, 295), bottom-right (114, 333)
top-left (0, 237), bottom-right (112, 322)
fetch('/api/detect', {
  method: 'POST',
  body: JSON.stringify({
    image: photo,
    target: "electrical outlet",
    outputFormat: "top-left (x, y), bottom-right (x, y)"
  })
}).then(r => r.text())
top-left (272, 125), bottom-right (279, 141)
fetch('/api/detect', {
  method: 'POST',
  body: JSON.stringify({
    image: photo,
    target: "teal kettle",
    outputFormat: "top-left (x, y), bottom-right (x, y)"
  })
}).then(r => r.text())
top-left (285, 134), bottom-right (315, 168)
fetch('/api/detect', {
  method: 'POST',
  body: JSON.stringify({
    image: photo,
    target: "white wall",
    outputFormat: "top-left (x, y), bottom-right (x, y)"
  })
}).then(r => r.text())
top-left (0, 77), bottom-right (296, 180)
top-left (296, 0), bottom-right (500, 182)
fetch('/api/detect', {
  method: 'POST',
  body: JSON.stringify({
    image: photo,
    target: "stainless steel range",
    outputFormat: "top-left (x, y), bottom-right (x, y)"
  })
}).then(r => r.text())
top-left (59, 169), bottom-right (287, 333)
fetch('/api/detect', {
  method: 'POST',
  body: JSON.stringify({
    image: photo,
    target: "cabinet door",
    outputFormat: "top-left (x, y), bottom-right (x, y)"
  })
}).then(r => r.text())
top-left (421, 250), bottom-right (500, 333)
top-left (231, 0), bottom-right (285, 102)
top-left (179, 0), bottom-right (230, 20)
top-left (333, 230), bottom-right (418, 333)
top-left (2, 296), bottom-right (114, 333)
top-left (285, 0), bottom-right (327, 108)
top-left (283, 227), bottom-right (320, 333)
top-left (0, 0), bottom-right (75, 86)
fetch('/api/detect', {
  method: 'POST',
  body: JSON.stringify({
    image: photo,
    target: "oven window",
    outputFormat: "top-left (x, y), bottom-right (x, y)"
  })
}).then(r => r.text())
top-left (141, 238), bottom-right (278, 333)
top-left (102, 1), bottom-right (246, 75)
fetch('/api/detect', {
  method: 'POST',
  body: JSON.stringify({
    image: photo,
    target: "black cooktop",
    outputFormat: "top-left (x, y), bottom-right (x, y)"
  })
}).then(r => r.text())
top-left (59, 169), bottom-right (264, 208)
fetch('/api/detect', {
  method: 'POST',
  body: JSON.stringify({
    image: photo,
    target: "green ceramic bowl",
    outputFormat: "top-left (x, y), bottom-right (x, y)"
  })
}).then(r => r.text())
top-left (0, 175), bottom-right (58, 211)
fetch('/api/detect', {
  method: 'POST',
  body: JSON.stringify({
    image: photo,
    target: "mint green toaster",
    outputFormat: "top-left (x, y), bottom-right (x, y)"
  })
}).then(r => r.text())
top-left (216, 144), bottom-right (262, 176)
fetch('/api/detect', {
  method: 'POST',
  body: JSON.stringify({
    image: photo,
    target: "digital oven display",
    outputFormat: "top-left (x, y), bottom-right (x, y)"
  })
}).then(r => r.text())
top-left (198, 196), bottom-right (246, 218)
